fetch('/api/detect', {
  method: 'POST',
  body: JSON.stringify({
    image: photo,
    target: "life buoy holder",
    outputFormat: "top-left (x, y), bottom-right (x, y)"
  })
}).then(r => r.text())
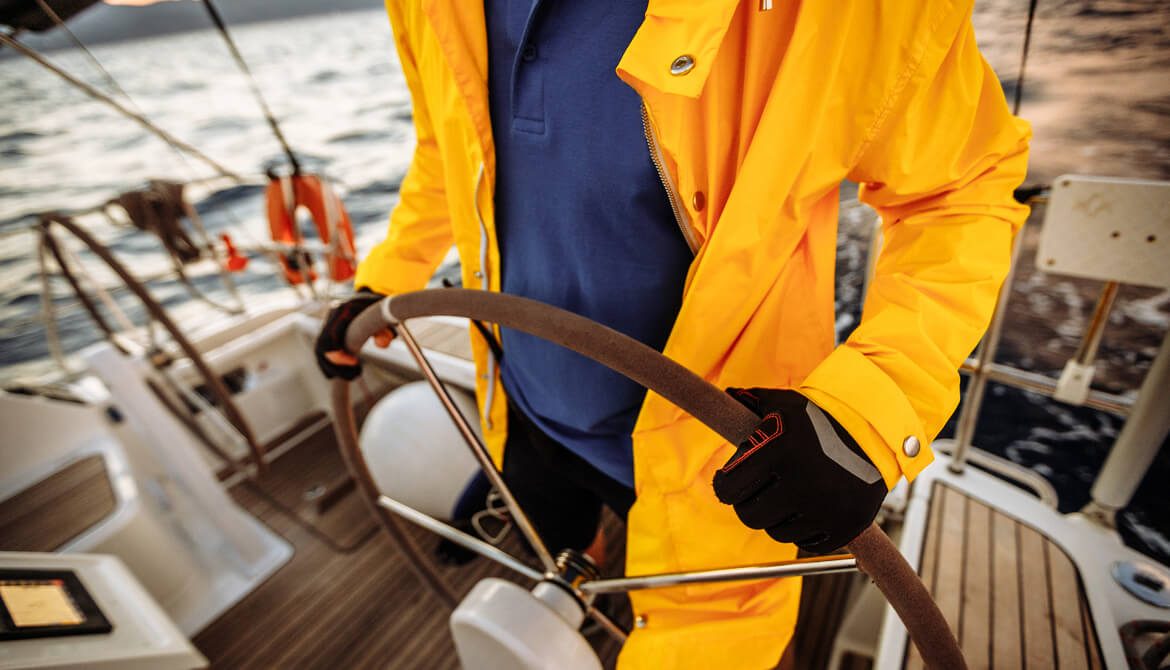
top-left (265, 174), bottom-right (357, 284)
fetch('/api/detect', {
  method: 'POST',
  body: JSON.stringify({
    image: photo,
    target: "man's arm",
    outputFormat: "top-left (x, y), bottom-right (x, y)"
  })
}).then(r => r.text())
top-left (354, 6), bottom-right (454, 297)
top-left (315, 9), bottom-right (454, 377)
top-left (798, 20), bottom-right (1032, 489)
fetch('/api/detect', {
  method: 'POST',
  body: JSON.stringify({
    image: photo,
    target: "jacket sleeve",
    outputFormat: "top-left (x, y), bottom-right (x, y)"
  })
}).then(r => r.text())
top-left (798, 20), bottom-right (1032, 488)
top-left (354, 5), bottom-right (454, 296)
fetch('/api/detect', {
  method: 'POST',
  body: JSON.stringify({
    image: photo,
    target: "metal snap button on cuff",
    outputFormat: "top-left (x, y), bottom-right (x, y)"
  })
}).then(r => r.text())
top-left (902, 436), bottom-right (921, 458)
top-left (670, 55), bottom-right (695, 75)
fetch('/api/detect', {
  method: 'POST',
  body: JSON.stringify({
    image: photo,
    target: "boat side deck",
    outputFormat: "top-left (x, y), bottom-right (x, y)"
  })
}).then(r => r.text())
top-left (905, 482), bottom-right (1104, 670)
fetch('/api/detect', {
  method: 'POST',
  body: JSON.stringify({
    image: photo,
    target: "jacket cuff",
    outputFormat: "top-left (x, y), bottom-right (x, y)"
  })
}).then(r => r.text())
top-left (798, 345), bottom-right (932, 489)
top-left (353, 256), bottom-right (433, 297)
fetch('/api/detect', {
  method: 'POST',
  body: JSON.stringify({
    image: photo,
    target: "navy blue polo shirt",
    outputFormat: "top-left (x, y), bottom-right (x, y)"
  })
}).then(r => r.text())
top-left (485, 0), bottom-right (693, 488)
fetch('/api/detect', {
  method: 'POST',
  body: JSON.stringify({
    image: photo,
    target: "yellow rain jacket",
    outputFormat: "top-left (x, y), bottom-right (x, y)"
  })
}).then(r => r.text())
top-left (357, 0), bottom-right (1030, 667)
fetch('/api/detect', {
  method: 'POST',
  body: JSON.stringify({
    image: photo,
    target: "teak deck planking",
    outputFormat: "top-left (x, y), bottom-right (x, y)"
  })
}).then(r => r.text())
top-left (400, 319), bottom-right (475, 361)
top-left (0, 454), bottom-right (116, 552)
top-left (192, 423), bottom-right (634, 669)
top-left (904, 482), bottom-right (1104, 669)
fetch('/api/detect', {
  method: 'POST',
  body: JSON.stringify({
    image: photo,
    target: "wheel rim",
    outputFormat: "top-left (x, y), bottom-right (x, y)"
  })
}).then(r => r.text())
top-left (38, 213), bottom-right (265, 475)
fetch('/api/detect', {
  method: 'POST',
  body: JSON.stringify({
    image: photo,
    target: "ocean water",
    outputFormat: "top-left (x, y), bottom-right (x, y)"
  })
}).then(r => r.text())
top-left (1, 6), bottom-right (1168, 564)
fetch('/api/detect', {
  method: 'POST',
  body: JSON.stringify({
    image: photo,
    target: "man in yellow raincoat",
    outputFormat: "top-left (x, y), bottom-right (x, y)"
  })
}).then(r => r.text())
top-left (316, 0), bottom-right (1031, 667)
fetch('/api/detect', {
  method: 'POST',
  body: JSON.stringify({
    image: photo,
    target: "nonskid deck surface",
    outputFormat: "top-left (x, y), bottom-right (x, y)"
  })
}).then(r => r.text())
top-left (906, 483), bottom-right (1104, 670)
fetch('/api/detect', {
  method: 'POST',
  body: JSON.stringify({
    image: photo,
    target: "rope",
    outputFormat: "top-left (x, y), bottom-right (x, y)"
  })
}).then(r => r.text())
top-left (179, 197), bottom-right (246, 311)
top-left (38, 213), bottom-right (267, 473)
top-left (107, 184), bottom-right (244, 315)
top-left (37, 235), bottom-right (74, 374)
top-left (32, 0), bottom-right (217, 188)
top-left (201, 0), bottom-right (301, 176)
top-left (31, 0), bottom-right (245, 261)
top-left (1013, 0), bottom-right (1039, 116)
top-left (32, 0), bottom-right (127, 100)
top-left (0, 33), bottom-right (242, 182)
top-left (54, 231), bottom-right (140, 337)
top-left (38, 223), bottom-right (127, 352)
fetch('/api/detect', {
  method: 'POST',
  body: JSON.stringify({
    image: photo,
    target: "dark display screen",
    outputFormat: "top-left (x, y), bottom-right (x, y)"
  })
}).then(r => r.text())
top-left (0, 569), bottom-right (112, 641)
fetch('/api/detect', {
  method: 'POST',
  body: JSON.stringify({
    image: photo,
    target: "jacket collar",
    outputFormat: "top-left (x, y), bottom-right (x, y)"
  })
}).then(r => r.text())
top-left (421, 0), bottom-right (493, 170)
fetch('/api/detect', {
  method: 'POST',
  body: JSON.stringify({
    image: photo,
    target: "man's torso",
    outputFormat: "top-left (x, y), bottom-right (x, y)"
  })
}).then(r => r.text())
top-left (485, 0), bottom-right (694, 487)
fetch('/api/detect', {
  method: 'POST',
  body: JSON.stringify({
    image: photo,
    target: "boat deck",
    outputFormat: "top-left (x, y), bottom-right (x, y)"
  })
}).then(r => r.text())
top-left (401, 318), bottom-right (475, 361)
top-left (906, 482), bottom-right (1105, 669)
top-left (190, 423), bottom-right (632, 669)
top-left (189, 422), bottom-right (867, 670)
top-left (0, 320), bottom-right (865, 669)
top-left (0, 407), bottom-right (872, 669)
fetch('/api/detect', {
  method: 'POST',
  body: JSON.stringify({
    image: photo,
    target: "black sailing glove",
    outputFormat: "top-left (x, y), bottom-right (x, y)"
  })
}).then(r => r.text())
top-left (314, 289), bottom-right (384, 380)
top-left (712, 388), bottom-right (887, 554)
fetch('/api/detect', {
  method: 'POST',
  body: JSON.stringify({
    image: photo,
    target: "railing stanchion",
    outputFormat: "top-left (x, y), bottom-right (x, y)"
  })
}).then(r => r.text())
top-left (951, 229), bottom-right (1027, 473)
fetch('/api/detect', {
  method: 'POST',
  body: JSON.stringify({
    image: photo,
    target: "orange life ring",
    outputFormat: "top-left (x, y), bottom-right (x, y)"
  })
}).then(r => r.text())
top-left (264, 174), bottom-right (357, 284)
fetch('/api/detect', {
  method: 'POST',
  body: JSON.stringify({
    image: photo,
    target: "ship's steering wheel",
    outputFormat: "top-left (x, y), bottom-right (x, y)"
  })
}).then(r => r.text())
top-left (37, 213), bottom-right (265, 476)
top-left (333, 288), bottom-right (966, 669)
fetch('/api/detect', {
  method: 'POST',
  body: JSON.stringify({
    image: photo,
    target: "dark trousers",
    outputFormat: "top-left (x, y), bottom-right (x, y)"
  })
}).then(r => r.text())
top-left (501, 403), bottom-right (635, 554)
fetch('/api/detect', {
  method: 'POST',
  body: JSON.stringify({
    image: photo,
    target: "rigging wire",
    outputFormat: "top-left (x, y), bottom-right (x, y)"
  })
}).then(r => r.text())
top-left (1013, 0), bottom-right (1040, 117)
top-left (0, 32), bottom-right (242, 181)
top-left (9, 2), bottom-right (237, 185)
top-left (33, 0), bottom-right (131, 102)
top-left (33, 0), bottom-right (251, 311)
top-left (16, 3), bottom-right (257, 333)
top-left (4, 6), bottom-right (347, 382)
top-left (32, 0), bottom-right (232, 201)
top-left (198, 0), bottom-right (357, 302)
top-left (200, 0), bottom-right (302, 176)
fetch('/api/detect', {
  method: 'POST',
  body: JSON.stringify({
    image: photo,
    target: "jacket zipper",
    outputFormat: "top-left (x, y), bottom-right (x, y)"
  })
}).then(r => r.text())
top-left (642, 102), bottom-right (700, 254)
top-left (473, 162), bottom-right (496, 430)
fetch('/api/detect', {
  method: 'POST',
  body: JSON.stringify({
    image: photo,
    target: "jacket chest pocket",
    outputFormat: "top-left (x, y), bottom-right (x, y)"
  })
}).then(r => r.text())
top-left (615, 1), bottom-right (740, 102)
